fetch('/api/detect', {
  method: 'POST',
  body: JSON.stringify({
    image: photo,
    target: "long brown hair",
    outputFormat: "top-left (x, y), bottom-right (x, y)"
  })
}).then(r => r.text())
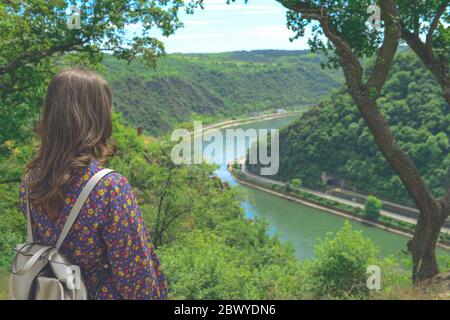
top-left (27, 68), bottom-right (116, 220)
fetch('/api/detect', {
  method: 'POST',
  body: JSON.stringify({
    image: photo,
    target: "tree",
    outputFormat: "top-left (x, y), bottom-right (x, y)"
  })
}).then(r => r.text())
top-left (0, 0), bottom-right (203, 154)
top-left (364, 195), bottom-right (383, 219)
top-left (271, 0), bottom-right (448, 282)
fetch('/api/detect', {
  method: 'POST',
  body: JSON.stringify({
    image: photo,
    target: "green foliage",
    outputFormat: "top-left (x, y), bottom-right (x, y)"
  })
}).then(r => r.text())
top-left (364, 196), bottom-right (382, 219)
top-left (303, 221), bottom-right (379, 299)
top-left (275, 0), bottom-right (448, 73)
top-left (159, 230), bottom-right (258, 299)
top-left (0, 140), bottom-right (34, 269)
top-left (158, 227), bottom-right (303, 299)
top-left (277, 0), bottom-right (384, 69)
top-left (290, 178), bottom-right (303, 189)
top-left (397, 0), bottom-right (449, 65)
top-left (0, 184), bottom-right (26, 268)
top-left (373, 256), bottom-right (412, 298)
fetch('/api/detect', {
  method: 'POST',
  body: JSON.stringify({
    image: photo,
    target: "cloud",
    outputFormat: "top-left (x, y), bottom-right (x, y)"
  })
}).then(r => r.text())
top-left (123, 0), bottom-right (310, 53)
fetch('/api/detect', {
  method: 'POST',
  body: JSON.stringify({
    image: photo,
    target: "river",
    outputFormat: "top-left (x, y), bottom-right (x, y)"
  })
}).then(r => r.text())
top-left (203, 114), bottom-right (442, 260)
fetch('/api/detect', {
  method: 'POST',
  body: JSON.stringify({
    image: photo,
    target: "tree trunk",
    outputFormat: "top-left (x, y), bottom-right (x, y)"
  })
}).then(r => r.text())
top-left (408, 211), bottom-right (446, 283)
top-left (351, 91), bottom-right (446, 282)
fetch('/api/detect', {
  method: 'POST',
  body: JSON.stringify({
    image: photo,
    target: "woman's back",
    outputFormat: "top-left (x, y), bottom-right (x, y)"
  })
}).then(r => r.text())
top-left (20, 160), bottom-right (167, 300)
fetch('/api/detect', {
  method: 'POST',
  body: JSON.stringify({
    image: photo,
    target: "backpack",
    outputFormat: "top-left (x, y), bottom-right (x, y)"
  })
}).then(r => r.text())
top-left (9, 168), bottom-right (114, 300)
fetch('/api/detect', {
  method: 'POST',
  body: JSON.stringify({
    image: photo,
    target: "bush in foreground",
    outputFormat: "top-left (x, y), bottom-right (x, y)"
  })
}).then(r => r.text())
top-left (302, 221), bottom-right (379, 299)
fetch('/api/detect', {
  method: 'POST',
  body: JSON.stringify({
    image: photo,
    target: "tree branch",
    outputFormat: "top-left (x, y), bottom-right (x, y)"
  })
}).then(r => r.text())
top-left (401, 27), bottom-right (429, 60)
top-left (426, 0), bottom-right (448, 51)
top-left (320, 19), bottom-right (363, 90)
top-left (400, 24), bottom-right (450, 106)
top-left (356, 2), bottom-right (440, 218)
top-left (276, 0), bottom-right (328, 15)
top-left (367, 0), bottom-right (401, 94)
top-left (277, 0), bottom-right (363, 90)
top-left (0, 40), bottom-right (84, 76)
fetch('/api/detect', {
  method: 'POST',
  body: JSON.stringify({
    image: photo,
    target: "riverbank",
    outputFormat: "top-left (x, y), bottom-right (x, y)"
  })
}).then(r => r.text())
top-left (202, 110), bottom-right (306, 132)
top-left (241, 163), bottom-right (450, 234)
top-left (230, 166), bottom-right (450, 251)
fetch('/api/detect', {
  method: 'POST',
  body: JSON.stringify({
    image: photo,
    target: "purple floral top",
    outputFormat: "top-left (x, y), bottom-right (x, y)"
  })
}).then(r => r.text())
top-left (19, 160), bottom-right (168, 300)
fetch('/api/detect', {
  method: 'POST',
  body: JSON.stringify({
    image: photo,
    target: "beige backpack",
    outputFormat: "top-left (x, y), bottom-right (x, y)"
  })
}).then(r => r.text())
top-left (9, 169), bottom-right (114, 300)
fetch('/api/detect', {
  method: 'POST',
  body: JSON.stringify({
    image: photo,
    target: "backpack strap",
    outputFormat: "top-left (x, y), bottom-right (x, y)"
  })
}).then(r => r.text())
top-left (56, 168), bottom-right (115, 251)
top-left (25, 174), bottom-right (33, 243)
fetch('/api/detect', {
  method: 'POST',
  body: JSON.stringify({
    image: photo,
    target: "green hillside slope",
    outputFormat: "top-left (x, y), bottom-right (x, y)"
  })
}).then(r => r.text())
top-left (250, 51), bottom-right (450, 205)
top-left (101, 50), bottom-right (344, 135)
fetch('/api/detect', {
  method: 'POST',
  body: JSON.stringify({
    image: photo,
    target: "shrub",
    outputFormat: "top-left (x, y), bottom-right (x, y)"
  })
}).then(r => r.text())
top-left (0, 184), bottom-right (26, 269)
top-left (369, 256), bottom-right (411, 299)
top-left (303, 221), bottom-right (379, 299)
top-left (364, 196), bottom-right (382, 219)
top-left (290, 178), bottom-right (303, 189)
top-left (158, 228), bottom-right (304, 299)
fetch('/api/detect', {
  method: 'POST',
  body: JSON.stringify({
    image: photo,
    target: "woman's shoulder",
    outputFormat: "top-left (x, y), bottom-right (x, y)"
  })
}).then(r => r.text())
top-left (96, 170), bottom-right (129, 191)
top-left (88, 159), bottom-right (129, 188)
top-left (91, 166), bottom-right (132, 200)
top-left (91, 169), bottom-right (137, 221)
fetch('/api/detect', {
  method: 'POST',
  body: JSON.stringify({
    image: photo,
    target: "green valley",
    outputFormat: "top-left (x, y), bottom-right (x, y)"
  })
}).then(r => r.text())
top-left (101, 50), bottom-right (344, 135)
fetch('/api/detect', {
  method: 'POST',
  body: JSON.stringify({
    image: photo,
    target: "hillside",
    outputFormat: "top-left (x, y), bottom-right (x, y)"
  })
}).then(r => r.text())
top-left (101, 50), bottom-right (344, 135)
top-left (249, 51), bottom-right (450, 205)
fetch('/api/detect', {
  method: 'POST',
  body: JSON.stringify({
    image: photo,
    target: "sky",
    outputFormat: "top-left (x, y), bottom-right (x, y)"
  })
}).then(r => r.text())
top-left (144, 0), bottom-right (312, 53)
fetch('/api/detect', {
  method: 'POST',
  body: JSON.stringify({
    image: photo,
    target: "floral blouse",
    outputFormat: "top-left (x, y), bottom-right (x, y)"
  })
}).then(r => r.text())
top-left (19, 160), bottom-right (168, 300)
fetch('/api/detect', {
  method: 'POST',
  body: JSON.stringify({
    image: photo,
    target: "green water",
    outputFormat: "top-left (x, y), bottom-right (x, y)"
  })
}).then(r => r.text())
top-left (209, 114), bottom-right (446, 260)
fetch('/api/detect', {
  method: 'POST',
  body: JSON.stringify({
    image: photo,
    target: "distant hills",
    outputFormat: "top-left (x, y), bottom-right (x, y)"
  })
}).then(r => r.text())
top-left (101, 50), bottom-right (344, 136)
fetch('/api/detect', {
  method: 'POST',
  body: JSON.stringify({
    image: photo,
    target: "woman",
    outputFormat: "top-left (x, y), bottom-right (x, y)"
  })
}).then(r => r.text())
top-left (19, 68), bottom-right (168, 300)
